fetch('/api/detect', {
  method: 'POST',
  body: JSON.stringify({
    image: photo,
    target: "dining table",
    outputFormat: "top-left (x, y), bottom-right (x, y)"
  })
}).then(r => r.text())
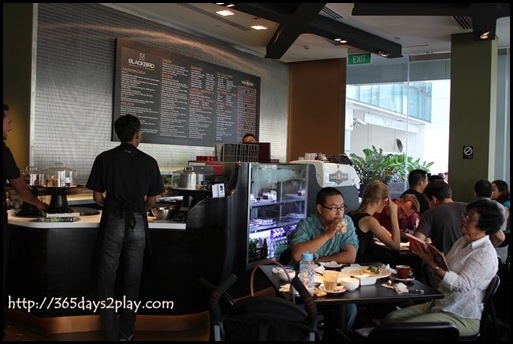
top-left (259, 263), bottom-right (444, 338)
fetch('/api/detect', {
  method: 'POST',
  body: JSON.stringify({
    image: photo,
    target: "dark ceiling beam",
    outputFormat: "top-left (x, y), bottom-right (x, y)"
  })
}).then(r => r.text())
top-left (310, 15), bottom-right (402, 58)
top-left (231, 3), bottom-right (404, 59)
top-left (352, 3), bottom-right (510, 41)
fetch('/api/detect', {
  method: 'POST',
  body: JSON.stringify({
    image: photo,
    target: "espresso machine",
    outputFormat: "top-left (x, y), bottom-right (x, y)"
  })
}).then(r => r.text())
top-left (288, 160), bottom-right (361, 214)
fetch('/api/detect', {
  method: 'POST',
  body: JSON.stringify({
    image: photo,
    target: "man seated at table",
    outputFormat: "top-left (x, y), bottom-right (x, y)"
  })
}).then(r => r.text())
top-left (289, 187), bottom-right (359, 334)
top-left (381, 199), bottom-right (504, 337)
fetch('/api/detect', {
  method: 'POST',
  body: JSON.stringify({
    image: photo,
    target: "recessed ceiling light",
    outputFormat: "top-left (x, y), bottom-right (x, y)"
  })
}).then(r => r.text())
top-left (216, 9), bottom-right (235, 16)
top-left (251, 25), bottom-right (268, 31)
top-left (479, 31), bottom-right (491, 40)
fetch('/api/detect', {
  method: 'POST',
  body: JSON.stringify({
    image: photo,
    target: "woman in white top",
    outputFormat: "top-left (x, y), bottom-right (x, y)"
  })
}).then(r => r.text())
top-left (382, 199), bottom-right (504, 337)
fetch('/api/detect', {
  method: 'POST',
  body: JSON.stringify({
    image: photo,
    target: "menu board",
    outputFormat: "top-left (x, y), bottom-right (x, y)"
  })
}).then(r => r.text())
top-left (113, 38), bottom-right (260, 146)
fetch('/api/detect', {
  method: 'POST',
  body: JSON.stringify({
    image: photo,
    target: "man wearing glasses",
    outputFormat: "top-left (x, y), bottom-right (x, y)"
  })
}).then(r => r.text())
top-left (290, 187), bottom-right (359, 336)
top-left (290, 187), bottom-right (358, 264)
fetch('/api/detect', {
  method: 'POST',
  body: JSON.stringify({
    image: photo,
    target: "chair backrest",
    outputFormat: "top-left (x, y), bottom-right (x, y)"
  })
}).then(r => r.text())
top-left (368, 321), bottom-right (460, 341)
top-left (203, 260), bottom-right (318, 341)
top-left (478, 274), bottom-right (500, 338)
top-left (459, 274), bottom-right (501, 341)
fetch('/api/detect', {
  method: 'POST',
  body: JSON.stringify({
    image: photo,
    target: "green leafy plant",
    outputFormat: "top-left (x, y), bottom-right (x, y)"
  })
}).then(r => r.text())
top-left (350, 146), bottom-right (434, 187)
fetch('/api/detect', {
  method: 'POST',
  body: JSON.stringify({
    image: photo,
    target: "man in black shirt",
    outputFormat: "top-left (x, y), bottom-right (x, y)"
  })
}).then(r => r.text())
top-left (87, 114), bottom-right (164, 341)
top-left (400, 169), bottom-right (430, 215)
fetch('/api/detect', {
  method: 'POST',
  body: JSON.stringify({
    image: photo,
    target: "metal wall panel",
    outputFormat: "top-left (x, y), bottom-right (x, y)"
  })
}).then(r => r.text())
top-left (34, 3), bottom-right (289, 185)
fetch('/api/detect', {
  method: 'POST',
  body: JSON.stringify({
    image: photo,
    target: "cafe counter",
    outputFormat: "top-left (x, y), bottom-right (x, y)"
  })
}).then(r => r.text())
top-left (6, 197), bottom-right (238, 335)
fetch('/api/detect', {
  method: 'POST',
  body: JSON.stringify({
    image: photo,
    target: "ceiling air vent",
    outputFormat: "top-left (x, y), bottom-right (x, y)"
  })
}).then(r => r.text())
top-left (320, 6), bottom-right (343, 21)
top-left (453, 16), bottom-right (472, 30)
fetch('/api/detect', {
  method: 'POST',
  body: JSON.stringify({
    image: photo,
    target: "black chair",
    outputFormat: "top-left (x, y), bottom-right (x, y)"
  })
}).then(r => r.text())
top-left (367, 321), bottom-right (459, 341)
top-left (200, 259), bottom-right (318, 341)
top-left (459, 274), bottom-right (500, 341)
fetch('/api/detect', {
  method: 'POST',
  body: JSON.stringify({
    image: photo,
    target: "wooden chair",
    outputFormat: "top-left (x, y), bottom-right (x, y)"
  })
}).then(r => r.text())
top-left (459, 274), bottom-right (500, 341)
top-left (367, 321), bottom-right (459, 341)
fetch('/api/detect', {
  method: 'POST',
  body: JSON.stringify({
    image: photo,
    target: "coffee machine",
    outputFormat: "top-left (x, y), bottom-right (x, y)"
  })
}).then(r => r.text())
top-left (288, 160), bottom-right (360, 214)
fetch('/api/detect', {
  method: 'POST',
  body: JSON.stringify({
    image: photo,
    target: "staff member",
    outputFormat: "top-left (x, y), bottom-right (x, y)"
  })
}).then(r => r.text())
top-left (3, 103), bottom-right (48, 341)
top-left (87, 114), bottom-right (164, 341)
top-left (242, 132), bottom-right (258, 143)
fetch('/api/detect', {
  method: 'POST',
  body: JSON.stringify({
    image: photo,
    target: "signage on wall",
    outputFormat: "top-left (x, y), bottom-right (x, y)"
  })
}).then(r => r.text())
top-left (462, 146), bottom-right (474, 159)
top-left (348, 53), bottom-right (371, 65)
top-left (113, 38), bottom-right (261, 147)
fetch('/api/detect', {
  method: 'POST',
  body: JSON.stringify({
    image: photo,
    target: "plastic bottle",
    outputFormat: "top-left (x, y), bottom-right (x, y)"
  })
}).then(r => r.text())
top-left (299, 251), bottom-right (315, 295)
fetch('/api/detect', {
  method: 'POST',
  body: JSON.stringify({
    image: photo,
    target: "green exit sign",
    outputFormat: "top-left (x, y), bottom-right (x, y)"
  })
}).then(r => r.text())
top-left (348, 53), bottom-right (371, 65)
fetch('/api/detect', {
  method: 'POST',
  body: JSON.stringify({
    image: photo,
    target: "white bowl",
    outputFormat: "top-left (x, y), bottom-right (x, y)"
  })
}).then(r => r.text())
top-left (340, 277), bottom-right (360, 290)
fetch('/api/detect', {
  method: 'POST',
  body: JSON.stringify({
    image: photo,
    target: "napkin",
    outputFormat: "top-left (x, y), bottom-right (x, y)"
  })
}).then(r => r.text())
top-left (381, 281), bottom-right (409, 294)
top-left (394, 282), bottom-right (409, 294)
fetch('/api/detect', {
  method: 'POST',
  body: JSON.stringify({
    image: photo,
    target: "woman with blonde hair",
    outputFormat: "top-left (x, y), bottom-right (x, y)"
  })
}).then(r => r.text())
top-left (348, 180), bottom-right (401, 263)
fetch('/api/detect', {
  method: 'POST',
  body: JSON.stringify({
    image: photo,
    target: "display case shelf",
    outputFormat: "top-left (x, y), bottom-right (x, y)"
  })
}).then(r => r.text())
top-left (245, 163), bottom-right (309, 268)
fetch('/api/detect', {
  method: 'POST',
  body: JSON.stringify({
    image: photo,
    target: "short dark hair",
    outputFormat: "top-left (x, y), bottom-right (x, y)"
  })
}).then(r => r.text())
top-left (423, 180), bottom-right (452, 201)
top-left (467, 199), bottom-right (504, 235)
top-left (114, 114), bottom-right (141, 142)
top-left (492, 179), bottom-right (510, 204)
top-left (242, 133), bottom-right (257, 142)
top-left (474, 179), bottom-right (492, 198)
top-left (316, 187), bottom-right (343, 205)
top-left (408, 169), bottom-right (428, 187)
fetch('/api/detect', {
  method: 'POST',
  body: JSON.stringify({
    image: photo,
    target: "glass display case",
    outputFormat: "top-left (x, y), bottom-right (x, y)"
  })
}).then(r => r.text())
top-left (246, 163), bottom-right (309, 267)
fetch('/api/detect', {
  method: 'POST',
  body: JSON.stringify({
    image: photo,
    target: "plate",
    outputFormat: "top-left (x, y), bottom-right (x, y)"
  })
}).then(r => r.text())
top-left (320, 262), bottom-right (343, 270)
top-left (319, 284), bottom-right (346, 295)
top-left (341, 265), bottom-right (391, 279)
top-left (390, 274), bottom-right (415, 282)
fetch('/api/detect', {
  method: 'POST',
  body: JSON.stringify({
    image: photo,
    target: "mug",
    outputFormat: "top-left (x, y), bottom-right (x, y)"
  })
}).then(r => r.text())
top-left (396, 265), bottom-right (413, 279)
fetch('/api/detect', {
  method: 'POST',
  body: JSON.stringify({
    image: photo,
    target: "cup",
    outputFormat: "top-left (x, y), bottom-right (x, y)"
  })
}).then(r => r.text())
top-left (336, 217), bottom-right (348, 234)
top-left (323, 270), bottom-right (339, 292)
top-left (396, 265), bottom-right (413, 279)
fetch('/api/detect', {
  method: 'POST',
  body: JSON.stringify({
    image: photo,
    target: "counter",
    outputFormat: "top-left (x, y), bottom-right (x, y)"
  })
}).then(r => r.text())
top-left (8, 211), bottom-right (186, 230)
top-left (6, 196), bottom-right (238, 335)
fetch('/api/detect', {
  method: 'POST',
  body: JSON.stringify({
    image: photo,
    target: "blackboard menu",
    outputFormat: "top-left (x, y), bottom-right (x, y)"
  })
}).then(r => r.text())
top-left (113, 38), bottom-right (260, 146)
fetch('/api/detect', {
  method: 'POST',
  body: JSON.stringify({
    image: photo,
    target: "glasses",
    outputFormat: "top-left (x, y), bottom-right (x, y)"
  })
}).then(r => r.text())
top-left (462, 212), bottom-right (479, 222)
top-left (322, 204), bottom-right (346, 213)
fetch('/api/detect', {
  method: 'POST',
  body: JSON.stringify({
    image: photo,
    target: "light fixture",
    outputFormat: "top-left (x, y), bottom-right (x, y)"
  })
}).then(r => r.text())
top-left (251, 25), bottom-right (268, 31)
top-left (334, 37), bottom-right (347, 44)
top-left (376, 50), bottom-right (391, 58)
top-left (216, 3), bottom-right (235, 8)
top-left (479, 31), bottom-right (491, 40)
top-left (216, 9), bottom-right (235, 17)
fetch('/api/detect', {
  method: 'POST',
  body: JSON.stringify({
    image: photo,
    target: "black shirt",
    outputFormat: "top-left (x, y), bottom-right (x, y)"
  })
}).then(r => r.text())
top-left (400, 188), bottom-right (430, 215)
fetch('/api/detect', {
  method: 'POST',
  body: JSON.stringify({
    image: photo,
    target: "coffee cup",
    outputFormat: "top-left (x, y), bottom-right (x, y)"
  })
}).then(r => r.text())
top-left (396, 265), bottom-right (413, 279)
top-left (323, 270), bottom-right (339, 292)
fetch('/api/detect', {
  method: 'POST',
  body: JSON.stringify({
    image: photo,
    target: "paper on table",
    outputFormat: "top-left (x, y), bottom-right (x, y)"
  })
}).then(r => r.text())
top-left (404, 233), bottom-right (448, 270)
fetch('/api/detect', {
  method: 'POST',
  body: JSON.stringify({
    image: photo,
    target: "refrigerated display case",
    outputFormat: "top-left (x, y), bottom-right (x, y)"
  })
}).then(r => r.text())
top-left (243, 163), bottom-right (309, 268)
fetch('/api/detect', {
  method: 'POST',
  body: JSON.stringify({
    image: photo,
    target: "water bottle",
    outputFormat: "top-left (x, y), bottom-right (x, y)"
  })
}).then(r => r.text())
top-left (299, 251), bottom-right (315, 295)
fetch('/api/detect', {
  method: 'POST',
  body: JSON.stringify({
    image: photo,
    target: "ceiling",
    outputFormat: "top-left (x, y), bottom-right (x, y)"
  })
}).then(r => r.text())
top-left (104, 3), bottom-right (510, 64)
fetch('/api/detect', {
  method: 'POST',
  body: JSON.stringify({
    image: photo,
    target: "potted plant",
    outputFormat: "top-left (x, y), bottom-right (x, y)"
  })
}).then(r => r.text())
top-left (350, 146), bottom-right (434, 196)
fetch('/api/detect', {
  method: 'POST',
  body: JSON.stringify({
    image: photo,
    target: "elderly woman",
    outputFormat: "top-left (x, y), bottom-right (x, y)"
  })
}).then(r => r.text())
top-left (381, 199), bottom-right (504, 337)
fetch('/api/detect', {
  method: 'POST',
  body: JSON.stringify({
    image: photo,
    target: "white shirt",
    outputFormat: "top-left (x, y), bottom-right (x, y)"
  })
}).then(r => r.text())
top-left (432, 235), bottom-right (498, 319)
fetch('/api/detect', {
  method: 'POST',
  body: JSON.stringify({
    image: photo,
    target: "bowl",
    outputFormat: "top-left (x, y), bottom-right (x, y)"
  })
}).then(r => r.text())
top-left (340, 277), bottom-right (360, 290)
top-left (151, 205), bottom-right (180, 220)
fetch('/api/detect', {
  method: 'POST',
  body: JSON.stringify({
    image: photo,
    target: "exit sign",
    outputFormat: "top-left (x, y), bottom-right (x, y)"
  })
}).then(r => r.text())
top-left (348, 53), bottom-right (371, 65)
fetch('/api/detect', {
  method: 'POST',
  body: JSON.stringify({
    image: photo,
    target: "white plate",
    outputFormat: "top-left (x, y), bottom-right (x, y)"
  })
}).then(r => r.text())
top-left (320, 262), bottom-right (343, 269)
top-left (319, 284), bottom-right (346, 295)
top-left (341, 265), bottom-right (391, 280)
top-left (390, 274), bottom-right (415, 282)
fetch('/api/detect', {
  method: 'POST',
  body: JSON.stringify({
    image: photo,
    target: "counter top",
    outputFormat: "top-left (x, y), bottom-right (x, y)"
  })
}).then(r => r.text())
top-left (8, 210), bottom-right (186, 230)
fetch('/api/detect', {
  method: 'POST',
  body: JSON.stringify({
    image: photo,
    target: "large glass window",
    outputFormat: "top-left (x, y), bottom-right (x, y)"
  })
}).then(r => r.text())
top-left (345, 58), bottom-right (450, 196)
